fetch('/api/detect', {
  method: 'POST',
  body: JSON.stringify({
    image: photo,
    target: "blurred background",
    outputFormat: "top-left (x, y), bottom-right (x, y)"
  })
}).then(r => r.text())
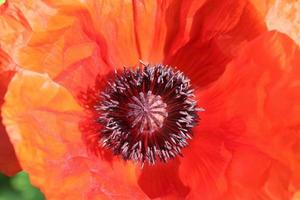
top-left (0, 172), bottom-right (45, 200)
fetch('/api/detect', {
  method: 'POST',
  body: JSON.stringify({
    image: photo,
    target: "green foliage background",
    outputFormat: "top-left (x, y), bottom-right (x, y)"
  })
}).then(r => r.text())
top-left (0, 172), bottom-right (45, 200)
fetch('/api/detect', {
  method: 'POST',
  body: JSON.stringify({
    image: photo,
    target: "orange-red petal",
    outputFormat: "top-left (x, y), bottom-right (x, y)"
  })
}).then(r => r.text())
top-left (0, 1), bottom-right (31, 55)
top-left (16, 2), bottom-right (99, 76)
top-left (181, 31), bottom-right (300, 199)
top-left (179, 126), bottom-right (231, 200)
top-left (165, 0), bottom-right (267, 87)
top-left (137, 159), bottom-right (189, 199)
top-left (2, 70), bottom-right (149, 200)
top-left (0, 49), bottom-right (21, 176)
top-left (0, 1), bottom-right (34, 175)
top-left (13, 0), bottom-right (269, 95)
top-left (16, 0), bottom-right (138, 78)
top-left (9, 1), bottom-right (113, 97)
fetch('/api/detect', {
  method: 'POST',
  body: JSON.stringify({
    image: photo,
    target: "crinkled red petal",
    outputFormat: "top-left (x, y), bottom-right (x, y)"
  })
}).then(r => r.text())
top-left (180, 31), bottom-right (300, 199)
top-left (0, 49), bottom-right (21, 176)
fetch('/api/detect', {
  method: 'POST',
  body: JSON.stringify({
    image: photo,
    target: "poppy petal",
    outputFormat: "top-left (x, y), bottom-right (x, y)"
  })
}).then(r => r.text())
top-left (0, 0), bottom-right (31, 55)
top-left (137, 159), bottom-right (189, 199)
top-left (223, 145), bottom-right (292, 200)
top-left (184, 31), bottom-right (300, 199)
top-left (9, 0), bottom-right (270, 102)
top-left (21, 0), bottom-right (143, 70)
top-left (16, 2), bottom-right (90, 78)
top-left (10, 1), bottom-right (113, 97)
top-left (9, 1), bottom-right (191, 96)
top-left (128, 0), bottom-right (206, 63)
top-left (2, 70), bottom-right (148, 199)
top-left (179, 127), bottom-right (231, 200)
top-left (0, 49), bottom-right (21, 176)
top-left (0, 1), bottom-right (33, 175)
top-left (13, 0), bottom-right (267, 93)
top-left (74, 0), bottom-right (141, 67)
top-left (165, 0), bottom-right (266, 87)
top-left (249, 0), bottom-right (275, 18)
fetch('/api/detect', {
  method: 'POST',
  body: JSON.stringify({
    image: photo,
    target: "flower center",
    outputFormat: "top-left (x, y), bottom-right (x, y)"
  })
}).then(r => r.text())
top-left (128, 91), bottom-right (167, 133)
top-left (87, 64), bottom-right (200, 165)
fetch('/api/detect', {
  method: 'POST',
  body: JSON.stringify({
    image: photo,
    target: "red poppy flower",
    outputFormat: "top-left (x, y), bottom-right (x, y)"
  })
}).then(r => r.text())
top-left (1, 0), bottom-right (300, 200)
